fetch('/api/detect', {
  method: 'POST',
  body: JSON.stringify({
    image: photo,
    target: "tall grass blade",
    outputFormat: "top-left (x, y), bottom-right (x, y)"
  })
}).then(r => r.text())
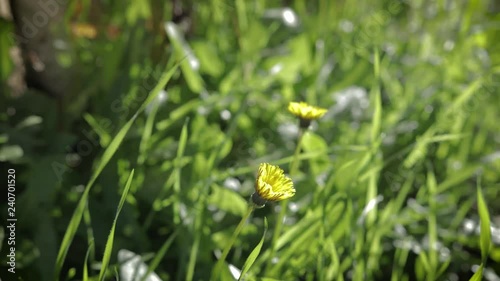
top-left (54, 62), bottom-right (179, 280)
top-left (477, 183), bottom-right (491, 262)
top-left (98, 169), bottom-right (135, 281)
top-left (238, 218), bottom-right (268, 281)
top-left (141, 230), bottom-right (178, 281)
top-left (82, 241), bottom-right (94, 281)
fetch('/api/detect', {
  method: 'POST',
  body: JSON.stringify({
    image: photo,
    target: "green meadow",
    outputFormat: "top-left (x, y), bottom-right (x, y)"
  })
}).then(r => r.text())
top-left (1, 0), bottom-right (499, 280)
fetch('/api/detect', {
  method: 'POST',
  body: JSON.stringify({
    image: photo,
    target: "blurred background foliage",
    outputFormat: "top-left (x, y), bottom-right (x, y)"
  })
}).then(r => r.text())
top-left (1, 0), bottom-right (500, 280)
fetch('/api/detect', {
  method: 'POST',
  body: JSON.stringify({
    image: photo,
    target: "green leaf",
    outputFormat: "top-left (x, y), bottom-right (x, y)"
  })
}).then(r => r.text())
top-left (98, 169), bottom-right (134, 281)
top-left (469, 264), bottom-right (483, 281)
top-left (0, 145), bottom-right (23, 161)
top-left (467, 183), bottom-right (491, 281)
top-left (301, 132), bottom-right (329, 174)
top-left (126, 0), bottom-right (151, 24)
top-left (477, 185), bottom-right (492, 262)
top-left (238, 218), bottom-right (268, 281)
top-left (15, 115), bottom-right (43, 129)
top-left (208, 184), bottom-right (248, 217)
top-left (164, 22), bottom-right (205, 93)
top-left (192, 41), bottom-right (225, 77)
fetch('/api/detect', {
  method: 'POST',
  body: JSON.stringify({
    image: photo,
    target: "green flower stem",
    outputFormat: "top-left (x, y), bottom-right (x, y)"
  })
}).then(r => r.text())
top-left (265, 128), bottom-right (305, 275)
top-left (212, 205), bottom-right (255, 281)
top-left (290, 128), bottom-right (305, 176)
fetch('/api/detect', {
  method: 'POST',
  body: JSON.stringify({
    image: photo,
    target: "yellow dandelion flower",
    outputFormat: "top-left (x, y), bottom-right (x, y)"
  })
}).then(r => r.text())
top-left (288, 101), bottom-right (328, 128)
top-left (71, 23), bottom-right (98, 39)
top-left (288, 101), bottom-right (328, 120)
top-left (251, 163), bottom-right (295, 207)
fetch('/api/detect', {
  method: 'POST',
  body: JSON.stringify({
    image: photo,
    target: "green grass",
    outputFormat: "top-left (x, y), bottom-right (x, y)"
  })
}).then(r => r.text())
top-left (1, 0), bottom-right (499, 280)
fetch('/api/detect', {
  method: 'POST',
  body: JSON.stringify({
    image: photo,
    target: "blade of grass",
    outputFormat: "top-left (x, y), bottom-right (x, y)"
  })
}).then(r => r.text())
top-left (54, 62), bottom-right (179, 280)
top-left (141, 230), bottom-right (179, 281)
top-left (138, 100), bottom-right (160, 165)
top-left (186, 182), bottom-right (204, 281)
top-left (437, 164), bottom-right (480, 193)
top-left (83, 203), bottom-right (95, 266)
top-left (173, 118), bottom-right (189, 225)
top-left (211, 206), bottom-right (255, 281)
top-left (391, 246), bottom-right (410, 281)
top-left (316, 209), bottom-right (326, 281)
top-left (84, 113), bottom-right (112, 147)
top-left (164, 22), bottom-right (205, 93)
top-left (364, 49), bottom-right (382, 275)
top-left (55, 115), bottom-right (137, 280)
top-left (370, 47), bottom-right (382, 144)
top-left (238, 218), bottom-right (268, 281)
top-left (82, 241), bottom-right (94, 281)
top-left (469, 265), bottom-right (484, 281)
top-left (477, 181), bottom-right (491, 262)
top-left (138, 60), bottom-right (182, 114)
top-left (324, 239), bottom-right (341, 281)
top-left (426, 165), bottom-right (438, 278)
top-left (98, 169), bottom-right (135, 281)
top-left (156, 98), bottom-right (203, 131)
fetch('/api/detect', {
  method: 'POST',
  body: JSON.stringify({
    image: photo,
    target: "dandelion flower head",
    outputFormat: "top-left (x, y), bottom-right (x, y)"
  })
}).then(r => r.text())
top-left (253, 163), bottom-right (295, 205)
top-left (288, 101), bottom-right (328, 120)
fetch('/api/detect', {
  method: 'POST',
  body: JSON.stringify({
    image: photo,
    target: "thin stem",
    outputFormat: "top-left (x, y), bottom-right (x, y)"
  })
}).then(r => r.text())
top-left (290, 129), bottom-right (305, 176)
top-left (265, 128), bottom-right (305, 275)
top-left (211, 205), bottom-right (255, 281)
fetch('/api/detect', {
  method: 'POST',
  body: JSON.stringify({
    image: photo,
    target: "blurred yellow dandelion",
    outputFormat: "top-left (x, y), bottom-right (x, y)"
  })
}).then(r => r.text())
top-left (71, 23), bottom-right (98, 39)
top-left (288, 101), bottom-right (328, 121)
top-left (251, 163), bottom-right (295, 207)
